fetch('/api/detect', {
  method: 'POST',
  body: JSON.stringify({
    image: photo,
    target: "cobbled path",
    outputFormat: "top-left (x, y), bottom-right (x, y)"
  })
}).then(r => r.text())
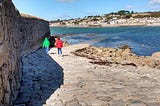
top-left (14, 44), bottom-right (160, 106)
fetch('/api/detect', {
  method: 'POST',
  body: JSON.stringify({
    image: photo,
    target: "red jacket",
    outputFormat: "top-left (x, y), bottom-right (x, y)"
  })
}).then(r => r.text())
top-left (56, 39), bottom-right (63, 48)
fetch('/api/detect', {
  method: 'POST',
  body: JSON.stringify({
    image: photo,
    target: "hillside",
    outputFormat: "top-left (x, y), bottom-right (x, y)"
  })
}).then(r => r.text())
top-left (50, 11), bottom-right (160, 27)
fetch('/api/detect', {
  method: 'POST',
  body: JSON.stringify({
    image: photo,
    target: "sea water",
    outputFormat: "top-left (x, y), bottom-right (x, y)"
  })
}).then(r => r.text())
top-left (50, 26), bottom-right (160, 56)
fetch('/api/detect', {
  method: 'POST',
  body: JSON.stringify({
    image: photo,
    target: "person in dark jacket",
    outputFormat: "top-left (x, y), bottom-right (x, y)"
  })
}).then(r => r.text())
top-left (49, 35), bottom-right (56, 48)
top-left (55, 37), bottom-right (63, 56)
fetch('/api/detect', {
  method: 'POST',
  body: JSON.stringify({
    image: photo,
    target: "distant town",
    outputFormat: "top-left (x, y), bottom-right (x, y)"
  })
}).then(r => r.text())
top-left (50, 10), bottom-right (160, 27)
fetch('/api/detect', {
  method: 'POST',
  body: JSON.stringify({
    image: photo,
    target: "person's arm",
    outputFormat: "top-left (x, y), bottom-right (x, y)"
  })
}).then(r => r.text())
top-left (42, 41), bottom-right (45, 48)
top-left (54, 41), bottom-right (57, 47)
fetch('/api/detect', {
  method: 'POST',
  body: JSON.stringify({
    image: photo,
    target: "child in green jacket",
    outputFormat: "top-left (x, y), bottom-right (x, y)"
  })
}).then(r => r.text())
top-left (42, 37), bottom-right (50, 54)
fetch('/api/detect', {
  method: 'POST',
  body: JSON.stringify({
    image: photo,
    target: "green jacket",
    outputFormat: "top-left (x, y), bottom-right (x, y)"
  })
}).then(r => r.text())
top-left (42, 38), bottom-right (50, 48)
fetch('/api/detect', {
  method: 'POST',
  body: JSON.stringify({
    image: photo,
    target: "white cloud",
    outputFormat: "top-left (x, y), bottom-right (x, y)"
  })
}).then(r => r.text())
top-left (149, 0), bottom-right (160, 4)
top-left (150, 5), bottom-right (160, 11)
top-left (126, 5), bottom-right (133, 9)
top-left (57, 0), bottom-right (77, 3)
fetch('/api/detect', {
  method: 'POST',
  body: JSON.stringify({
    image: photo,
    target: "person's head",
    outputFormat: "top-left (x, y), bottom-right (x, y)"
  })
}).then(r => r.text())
top-left (57, 36), bottom-right (60, 40)
top-left (45, 37), bottom-right (48, 40)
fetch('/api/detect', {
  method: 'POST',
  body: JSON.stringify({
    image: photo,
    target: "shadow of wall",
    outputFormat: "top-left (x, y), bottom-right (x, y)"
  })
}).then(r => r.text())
top-left (14, 48), bottom-right (64, 106)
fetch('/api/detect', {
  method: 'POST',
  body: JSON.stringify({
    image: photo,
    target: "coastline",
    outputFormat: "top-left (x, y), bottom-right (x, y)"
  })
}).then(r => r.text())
top-left (50, 22), bottom-right (160, 28)
top-left (50, 26), bottom-right (160, 56)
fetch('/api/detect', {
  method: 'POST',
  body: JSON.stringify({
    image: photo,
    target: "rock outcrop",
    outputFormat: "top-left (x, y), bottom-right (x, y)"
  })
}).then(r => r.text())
top-left (0, 0), bottom-right (50, 105)
top-left (72, 46), bottom-right (160, 69)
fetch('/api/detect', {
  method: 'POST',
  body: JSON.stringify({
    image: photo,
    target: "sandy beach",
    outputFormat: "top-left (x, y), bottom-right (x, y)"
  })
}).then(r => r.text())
top-left (41, 44), bottom-right (160, 106)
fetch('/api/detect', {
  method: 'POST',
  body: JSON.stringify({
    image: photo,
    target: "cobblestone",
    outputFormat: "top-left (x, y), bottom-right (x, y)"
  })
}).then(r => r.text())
top-left (14, 44), bottom-right (160, 106)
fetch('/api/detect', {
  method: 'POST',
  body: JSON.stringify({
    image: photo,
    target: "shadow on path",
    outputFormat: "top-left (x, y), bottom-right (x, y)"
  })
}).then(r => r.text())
top-left (14, 49), bottom-right (64, 106)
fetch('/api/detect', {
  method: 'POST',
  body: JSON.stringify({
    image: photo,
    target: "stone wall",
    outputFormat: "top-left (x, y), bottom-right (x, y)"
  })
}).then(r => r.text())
top-left (0, 0), bottom-right (50, 105)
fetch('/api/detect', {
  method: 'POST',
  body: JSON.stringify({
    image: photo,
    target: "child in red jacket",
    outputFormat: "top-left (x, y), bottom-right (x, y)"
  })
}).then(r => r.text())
top-left (55, 37), bottom-right (63, 56)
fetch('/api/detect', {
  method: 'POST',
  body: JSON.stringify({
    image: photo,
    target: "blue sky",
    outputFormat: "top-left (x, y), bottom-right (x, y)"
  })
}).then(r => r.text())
top-left (12, 0), bottom-right (160, 21)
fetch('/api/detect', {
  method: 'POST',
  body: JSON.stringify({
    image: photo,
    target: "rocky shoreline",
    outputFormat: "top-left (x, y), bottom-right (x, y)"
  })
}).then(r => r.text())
top-left (72, 46), bottom-right (160, 69)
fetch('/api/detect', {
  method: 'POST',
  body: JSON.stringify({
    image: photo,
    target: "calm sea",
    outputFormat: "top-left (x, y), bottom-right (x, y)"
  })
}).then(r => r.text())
top-left (50, 26), bottom-right (160, 56)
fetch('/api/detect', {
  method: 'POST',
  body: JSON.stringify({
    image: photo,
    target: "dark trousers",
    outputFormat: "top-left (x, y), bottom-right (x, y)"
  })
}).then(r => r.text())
top-left (58, 48), bottom-right (62, 55)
